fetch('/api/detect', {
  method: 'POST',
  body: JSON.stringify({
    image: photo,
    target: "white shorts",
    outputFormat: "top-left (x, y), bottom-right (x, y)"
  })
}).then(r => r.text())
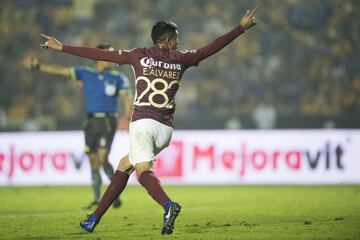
top-left (129, 118), bottom-right (173, 165)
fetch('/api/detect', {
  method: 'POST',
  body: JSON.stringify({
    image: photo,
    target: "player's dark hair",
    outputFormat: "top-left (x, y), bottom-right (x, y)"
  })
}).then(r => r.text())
top-left (151, 21), bottom-right (178, 44)
top-left (96, 43), bottom-right (113, 50)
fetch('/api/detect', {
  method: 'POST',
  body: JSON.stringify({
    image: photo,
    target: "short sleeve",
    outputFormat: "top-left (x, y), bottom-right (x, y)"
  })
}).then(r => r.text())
top-left (178, 50), bottom-right (201, 69)
top-left (70, 67), bottom-right (86, 81)
top-left (115, 48), bottom-right (138, 65)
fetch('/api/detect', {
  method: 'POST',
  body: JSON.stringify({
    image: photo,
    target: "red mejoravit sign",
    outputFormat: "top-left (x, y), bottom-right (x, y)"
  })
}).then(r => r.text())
top-left (1, 130), bottom-right (359, 185)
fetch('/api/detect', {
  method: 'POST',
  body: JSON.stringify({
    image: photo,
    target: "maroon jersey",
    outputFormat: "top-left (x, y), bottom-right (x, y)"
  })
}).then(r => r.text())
top-left (62, 25), bottom-right (245, 127)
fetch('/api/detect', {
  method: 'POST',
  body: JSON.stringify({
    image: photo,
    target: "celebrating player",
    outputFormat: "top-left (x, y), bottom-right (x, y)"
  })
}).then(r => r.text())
top-left (40, 7), bottom-right (258, 235)
top-left (24, 44), bottom-right (133, 210)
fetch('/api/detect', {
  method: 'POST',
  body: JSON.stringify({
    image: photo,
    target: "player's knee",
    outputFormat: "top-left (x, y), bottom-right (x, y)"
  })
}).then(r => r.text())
top-left (88, 154), bottom-right (99, 169)
top-left (117, 156), bottom-right (134, 174)
top-left (98, 148), bottom-right (109, 163)
top-left (134, 162), bottom-right (153, 179)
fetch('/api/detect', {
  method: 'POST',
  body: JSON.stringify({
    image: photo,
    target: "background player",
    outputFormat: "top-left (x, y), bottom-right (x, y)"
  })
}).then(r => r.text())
top-left (39, 7), bottom-right (257, 235)
top-left (24, 44), bottom-right (133, 210)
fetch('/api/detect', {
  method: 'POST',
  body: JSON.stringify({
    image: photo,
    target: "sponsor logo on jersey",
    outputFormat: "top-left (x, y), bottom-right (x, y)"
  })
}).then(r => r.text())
top-left (140, 57), bottom-right (181, 70)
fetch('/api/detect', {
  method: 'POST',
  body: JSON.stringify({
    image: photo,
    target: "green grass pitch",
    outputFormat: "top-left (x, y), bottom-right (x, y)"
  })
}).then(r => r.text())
top-left (0, 185), bottom-right (359, 239)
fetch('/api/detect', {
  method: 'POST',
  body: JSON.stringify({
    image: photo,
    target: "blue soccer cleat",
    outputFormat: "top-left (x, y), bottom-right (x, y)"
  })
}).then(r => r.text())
top-left (80, 213), bottom-right (98, 233)
top-left (161, 202), bottom-right (181, 235)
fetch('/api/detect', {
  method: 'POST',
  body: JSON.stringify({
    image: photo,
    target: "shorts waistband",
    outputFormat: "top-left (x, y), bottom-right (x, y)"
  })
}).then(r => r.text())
top-left (87, 112), bottom-right (118, 118)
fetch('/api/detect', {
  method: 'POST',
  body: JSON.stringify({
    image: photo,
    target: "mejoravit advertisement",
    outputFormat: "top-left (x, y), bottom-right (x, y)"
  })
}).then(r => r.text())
top-left (1, 130), bottom-right (359, 185)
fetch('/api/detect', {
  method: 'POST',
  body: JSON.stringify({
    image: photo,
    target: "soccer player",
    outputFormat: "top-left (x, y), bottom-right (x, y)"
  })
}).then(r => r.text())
top-left (40, 7), bottom-right (258, 234)
top-left (24, 44), bottom-right (133, 210)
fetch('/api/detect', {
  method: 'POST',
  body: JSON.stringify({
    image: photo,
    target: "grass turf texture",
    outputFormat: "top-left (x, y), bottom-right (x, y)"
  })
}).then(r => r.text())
top-left (0, 185), bottom-right (359, 240)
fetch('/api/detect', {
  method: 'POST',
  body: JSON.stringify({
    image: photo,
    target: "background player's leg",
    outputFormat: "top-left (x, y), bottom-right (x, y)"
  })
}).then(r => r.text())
top-left (98, 148), bottom-right (115, 180)
top-left (91, 168), bottom-right (102, 202)
top-left (84, 118), bottom-right (104, 209)
top-left (85, 153), bottom-right (102, 209)
top-left (99, 117), bottom-right (117, 181)
top-left (98, 148), bottom-right (122, 208)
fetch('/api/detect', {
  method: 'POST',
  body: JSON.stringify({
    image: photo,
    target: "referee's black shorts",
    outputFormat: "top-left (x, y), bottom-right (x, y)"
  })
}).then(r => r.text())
top-left (83, 112), bottom-right (118, 154)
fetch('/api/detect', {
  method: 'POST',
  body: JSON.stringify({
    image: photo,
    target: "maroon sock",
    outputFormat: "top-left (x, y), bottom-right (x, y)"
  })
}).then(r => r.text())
top-left (138, 170), bottom-right (171, 206)
top-left (94, 170), bottom-right (129, 220)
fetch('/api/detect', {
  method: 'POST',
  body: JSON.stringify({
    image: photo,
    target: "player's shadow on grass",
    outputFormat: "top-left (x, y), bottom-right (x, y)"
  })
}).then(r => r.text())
top-left (65, 232), bottom-right (88, 236)
top-left (65, 229), bottom-right (122, 237)
top-left (63, 231), bottom-right (99, 239)
top-left (20, 236), bottom-right (82, 240)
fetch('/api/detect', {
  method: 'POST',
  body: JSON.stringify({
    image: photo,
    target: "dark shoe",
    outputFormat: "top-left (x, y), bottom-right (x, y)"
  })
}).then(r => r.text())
top-left (161, 202), bottom-right (181, 235)
top-left (83, 200), bottom-right (99, 210)
top-left (113, 198), bottom-right (122, 209)
top-left (80, 213), bottom-right (98, 233)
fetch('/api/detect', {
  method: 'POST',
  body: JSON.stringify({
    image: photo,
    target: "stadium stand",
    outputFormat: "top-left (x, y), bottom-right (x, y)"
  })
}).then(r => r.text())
top-left (0, 0), bottom-right (359, 130)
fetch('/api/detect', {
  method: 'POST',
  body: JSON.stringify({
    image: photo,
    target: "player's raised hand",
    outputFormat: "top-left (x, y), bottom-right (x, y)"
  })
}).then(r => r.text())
top-left (23, 57), bottom-right (40, 70)
top-left (40, 33), bottom-right (63, 51)
top-left (240, 7), bottom-right (258, 30)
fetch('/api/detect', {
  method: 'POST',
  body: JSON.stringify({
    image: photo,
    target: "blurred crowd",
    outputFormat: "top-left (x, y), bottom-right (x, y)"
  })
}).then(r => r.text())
top-left (0, 0), bottom-right (359, 130)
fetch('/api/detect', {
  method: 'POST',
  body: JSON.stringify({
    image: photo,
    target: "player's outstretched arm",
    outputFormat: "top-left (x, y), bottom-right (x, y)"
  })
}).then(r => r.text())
top-left (184, 7), bottom-right (258, 67)
top-left (23, 56), bottom-right (71, 77)
top-left (40, 33), bottom-right (122, 63)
